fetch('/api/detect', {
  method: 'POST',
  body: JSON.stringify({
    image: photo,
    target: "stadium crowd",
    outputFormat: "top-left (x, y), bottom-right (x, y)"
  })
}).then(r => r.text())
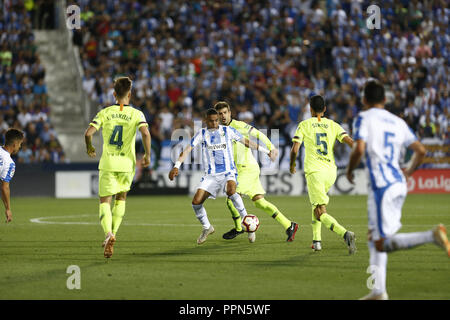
top-left (73, 0), bottom-right (449, 168)
top-left (0, 0), bottom-right (67, 164)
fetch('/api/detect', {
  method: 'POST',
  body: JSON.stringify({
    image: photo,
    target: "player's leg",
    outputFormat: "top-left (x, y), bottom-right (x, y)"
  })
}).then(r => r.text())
top-left (311, 207), bottom-right (322, 250)
top-left (192, 189), bottom-right (215, 244)
top-left (252, 194), bottom-right (298, 242)
top-left (372, 183), bottom-right (449, 256)
top-left (225, 179), bottom-right (248, 220)
top-left (112, 191), bottom-right (127, 235)
top-left (98, 170), bottom-right (114, 240)
top-left (222, 196), bottom-right (245, 239)
top-left (307, 171), bottom-right (354, 252)
top-left (110, 171), bottom-right (133, 236)
top-left (360, 234), bottom-right (389, 300)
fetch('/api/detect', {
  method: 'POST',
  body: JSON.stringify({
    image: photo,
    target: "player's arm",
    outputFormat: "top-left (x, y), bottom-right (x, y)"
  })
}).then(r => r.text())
top-left (1, 180), bottom-right (12, 223)
top-left (169, 145), bottom-right (193, 181)
top-left (342, 135), bottom-right (354, 148)
top-left (238, 137), bottom-right (273, 159)
top-left (289, 141), bottom-right (301, 174)
top-left (247, 126), bottom-right (278, 160)
top-left (346, 139), bottom-right (365, 184)
top-left (139, 125), bottom-right (151, 167)
top-left (402, 141), bottom-right (426, 178)
top-left (84, 125), bottom-right (97, 158)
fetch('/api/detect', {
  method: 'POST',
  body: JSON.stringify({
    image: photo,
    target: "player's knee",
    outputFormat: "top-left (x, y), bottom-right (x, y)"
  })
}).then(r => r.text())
top-left (374, 239), bottom-right (386, 252)
top-left (314, 205), bottom-right (326, 220)
top-left (192, 198), bottom-right (202, 206)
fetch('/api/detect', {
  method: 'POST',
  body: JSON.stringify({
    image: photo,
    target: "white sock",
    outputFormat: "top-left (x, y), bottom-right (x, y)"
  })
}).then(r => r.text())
top-left (383, 231), bottom-right (434, 252)
top-left (368, 241), bottom-right (387, 295)
top-left (228, 193), bottom-right (247, 219)
top-left (192, 204), bottom-right (211, 229)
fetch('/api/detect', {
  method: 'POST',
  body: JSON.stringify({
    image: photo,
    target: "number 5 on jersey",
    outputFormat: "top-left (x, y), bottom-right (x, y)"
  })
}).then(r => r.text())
top-left (316, 133), bottom-right (328, 156)
top-left (110, 125), bottom-right (123, 149)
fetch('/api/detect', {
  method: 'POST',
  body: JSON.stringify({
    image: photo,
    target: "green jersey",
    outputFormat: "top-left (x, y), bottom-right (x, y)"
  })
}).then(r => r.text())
top-left (292, 117), bottom-right (348, 174)
top-left (90, 104), bottom-right (148, 172)
top-left (229, 119), bottom-right (274, 169)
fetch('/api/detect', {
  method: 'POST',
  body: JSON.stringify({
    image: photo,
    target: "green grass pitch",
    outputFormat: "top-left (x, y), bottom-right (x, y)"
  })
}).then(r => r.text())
top-left (0, 194), bottom-right (449, 300)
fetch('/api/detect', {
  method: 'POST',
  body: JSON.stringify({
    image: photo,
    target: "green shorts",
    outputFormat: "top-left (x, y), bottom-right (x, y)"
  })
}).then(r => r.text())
top-left (236, 165), bottom-right (265, 199)
top-left (305, 169), bottom-right (337, 207)
top-left (98, 170), bottom-right (134, 197)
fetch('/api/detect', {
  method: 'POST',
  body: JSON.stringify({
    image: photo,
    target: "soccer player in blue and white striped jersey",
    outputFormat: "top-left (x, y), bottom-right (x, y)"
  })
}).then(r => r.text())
top-left (169, 108), bottom-right (256, 244)
top-left (347, 80), bottom-right (449, 300)
top-left (1, 129), bottom-right (24, 223)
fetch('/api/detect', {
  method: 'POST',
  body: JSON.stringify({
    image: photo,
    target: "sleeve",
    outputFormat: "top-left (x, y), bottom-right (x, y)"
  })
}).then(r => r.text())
top-left (402, 121), bottom-right (418, 148)
top-left (137, 110), bottom-right (148, 129)
top-left (292, 123), bottom-right (303, 144)
top-left (352, 114), bottom-right (368, 142)
top-left (0, 162), bottom-right (15, 183)
top-left (334, 121), bottom-right (349, 143)
top-left (248, 125), bottom-right (274, 151)
top-left (190, 129), bottom-right (203, 147)
top-left (89, 110), bottom-right (103, 130)
top-left (229, 127), bottom-right (244, 142)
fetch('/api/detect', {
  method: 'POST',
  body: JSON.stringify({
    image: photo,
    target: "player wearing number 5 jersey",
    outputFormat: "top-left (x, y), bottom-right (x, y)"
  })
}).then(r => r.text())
top-left (347, 80), bottom-right (449, 300)
top-left (290, 95), bottom-right (355, 254)
top-left (84, 77), bottom-right (151, 258)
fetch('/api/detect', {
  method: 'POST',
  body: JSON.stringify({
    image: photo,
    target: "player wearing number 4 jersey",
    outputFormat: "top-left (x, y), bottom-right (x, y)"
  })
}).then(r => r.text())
top-left (84, 77), bottom-right (151, 258)
top-left (290, 95), bottom-right (356, 254)
top-left (347, 80), bottom-right (449, 300)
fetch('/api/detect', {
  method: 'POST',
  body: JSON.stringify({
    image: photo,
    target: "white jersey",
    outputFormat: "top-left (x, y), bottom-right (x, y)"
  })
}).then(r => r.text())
top-left (353, 108), bottom-right (417, 190)
top-left (191, 125), bottom-right (243, 176)
top-left (0, 147), bottom-right (16, 183)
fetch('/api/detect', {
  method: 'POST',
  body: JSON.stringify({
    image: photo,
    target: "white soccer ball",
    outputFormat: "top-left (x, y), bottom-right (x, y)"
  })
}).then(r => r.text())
top-left (242, 214), bottom-right (260, 233)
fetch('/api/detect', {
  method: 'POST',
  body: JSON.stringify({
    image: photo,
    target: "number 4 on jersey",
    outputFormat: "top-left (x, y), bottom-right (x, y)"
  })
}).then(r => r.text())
top-left (109, 125), bottom-right (123, 149)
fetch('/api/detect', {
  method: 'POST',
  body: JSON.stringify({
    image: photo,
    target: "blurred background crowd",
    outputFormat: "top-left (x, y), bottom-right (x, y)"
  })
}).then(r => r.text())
top-left (1, 0), bottom-right (449, 167)
top-left (1, 0), bottom-right (66, 164)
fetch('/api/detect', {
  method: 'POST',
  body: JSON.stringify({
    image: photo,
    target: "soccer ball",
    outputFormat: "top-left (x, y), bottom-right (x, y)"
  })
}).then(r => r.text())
top-left (242, 214), bottom-right (260, 233)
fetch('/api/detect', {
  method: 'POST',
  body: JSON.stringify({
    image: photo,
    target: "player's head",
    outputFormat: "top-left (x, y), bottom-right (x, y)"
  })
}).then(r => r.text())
top-left (214, 101), bottom-right (232, 125)
top-left (113, 77), bottom-right (132, 102)
top-left (205, 108), bottom-right (219, 130)
top-left (4, 128), bottom-right (24, 154)
top-left (363, 80), bottom-right (385, 107)
top-left (309, 95), bottom-right (326, 120)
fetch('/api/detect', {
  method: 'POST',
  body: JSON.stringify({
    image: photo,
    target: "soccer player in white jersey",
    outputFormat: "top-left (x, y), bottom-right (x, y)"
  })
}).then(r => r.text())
top-left (347, 80), bottom-right (450, 300)
top-left (169, 108), bottom-right (259, 244)
top-left (1, 129), bottom-right (24, 223)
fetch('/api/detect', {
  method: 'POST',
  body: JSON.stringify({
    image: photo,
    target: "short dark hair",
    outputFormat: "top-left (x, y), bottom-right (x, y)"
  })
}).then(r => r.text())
top-left (310, 95), bottom-right (325, 113)
top-left (5, 128), bottom-right (24, 146)
top-left (114, 77), bottom-right (132, 99)
top-left (205, 108), bottom-right (219, 117)
top-left (213, 101), bottom-right (231, 111)
top-left (364, 80), bottom-right (385, 105)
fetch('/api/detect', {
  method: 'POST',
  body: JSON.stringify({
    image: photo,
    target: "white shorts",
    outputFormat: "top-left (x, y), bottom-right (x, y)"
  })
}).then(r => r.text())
top-left (368, 182), bottom-right (407, 241)
top-left (197, 171), bottom-right (238, 199)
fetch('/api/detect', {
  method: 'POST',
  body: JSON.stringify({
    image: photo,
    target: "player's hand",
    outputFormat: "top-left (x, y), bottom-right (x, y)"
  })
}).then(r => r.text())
top-left (269, 148), bottom-right (278, 162)
top-left (5, 209), bottom-right (12, 223)
top-left (142, 154), bottom-right (151, 167)
top-left (86, 145), bottom-right (96, 158)
top-left (289, 165), bottom-right (296, 174)
top-left (169, 167), bottom-right (179, 181)
top-left (401, 167), bottom-right (412, 179)
top-left (346, 169), bottom-right (355, 184)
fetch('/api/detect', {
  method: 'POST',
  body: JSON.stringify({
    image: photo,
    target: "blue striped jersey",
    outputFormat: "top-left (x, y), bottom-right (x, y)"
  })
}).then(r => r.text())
top-left (0, 147), bottom-right (16, 183)
top-left (353, 108), bottom-right (417, 190)
top-left (191, 125), bottom-right (243, 176)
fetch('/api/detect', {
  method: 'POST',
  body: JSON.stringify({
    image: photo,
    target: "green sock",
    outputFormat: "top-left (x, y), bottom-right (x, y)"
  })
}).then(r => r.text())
top-left (112, 200), bottom-right (126, 235)
top-left (226, 198), bottom-right (242, 232)
top-left (320, 213), bottom-right (347, 238)
top-left (312, 208), bottom-right (322, 241)
top-left (254, 198), bottom-right (291, 230)
top-left (99, 202), bottom-right (112, 236)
